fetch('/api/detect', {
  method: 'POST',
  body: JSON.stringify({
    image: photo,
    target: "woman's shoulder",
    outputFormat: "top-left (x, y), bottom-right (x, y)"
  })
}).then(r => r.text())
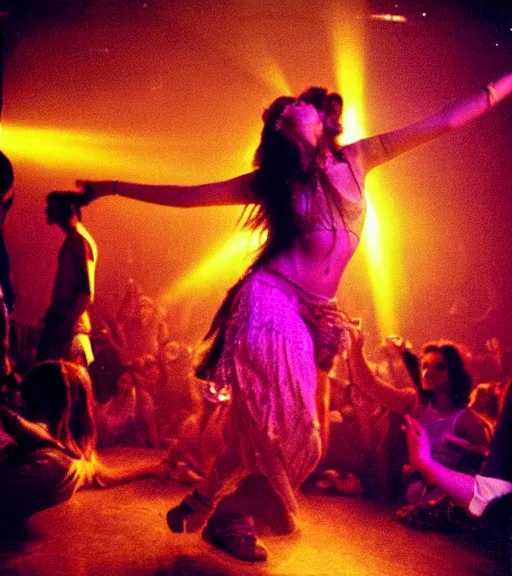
top-left (458, 406), bottom-right (487, 423)
top-left (341, 136), bottom-right (390, 175)
top-left (455, 407), bottom-right (492, 437)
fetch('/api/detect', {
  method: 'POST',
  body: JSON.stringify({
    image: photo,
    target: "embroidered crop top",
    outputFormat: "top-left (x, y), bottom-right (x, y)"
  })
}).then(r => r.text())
top-left (291, 153), bottom-right (366, 245)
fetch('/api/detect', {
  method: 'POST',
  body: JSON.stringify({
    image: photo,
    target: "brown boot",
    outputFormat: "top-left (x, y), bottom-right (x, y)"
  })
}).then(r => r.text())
top-left (166, 489), bottom-right (213, 533)
top-left (202, 512), bottom-right (268, 562)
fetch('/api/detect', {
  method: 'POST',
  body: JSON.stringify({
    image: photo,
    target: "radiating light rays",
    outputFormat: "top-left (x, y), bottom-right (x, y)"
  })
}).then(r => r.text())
top-left (330, 1), bottom-right (400, 337)
top-left (361, 191), bottom-right (399, 334)
top-left (4, 3), bottom-right (402, 341)
top-left (174, 8), bottom-right (292, 96)
top-left (161, 226), bottom-right (264, 304)
top-left (165, 3), bottom-right (403, 338)
top-left (245, 42), bottom-right (293, 95)
top-left (2, 125), bottom-right (129, 170)
top-left (0, 124), bottom-right (183, 181)
top-left (330, 2), bottom-right (366, 143)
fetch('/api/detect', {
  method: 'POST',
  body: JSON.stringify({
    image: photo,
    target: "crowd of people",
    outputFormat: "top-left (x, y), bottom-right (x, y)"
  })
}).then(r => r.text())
top-left (0, 69), bottom-right (511, 572)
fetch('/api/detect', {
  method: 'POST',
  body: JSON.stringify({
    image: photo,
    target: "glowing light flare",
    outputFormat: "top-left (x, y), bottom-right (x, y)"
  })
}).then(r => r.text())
top-left (362, 191), bottom-right (398, 335)
top-left (162, 225), bottom-right (265, 304)
top-left (238, 129), bottom-right (262, 172)
top-left (329, 2), bottom-right (400, 337)
top-left (369, 14), bottom-right (407, 23)
top-left (341, 106), bottom-right (366, 144)
top-left (253, 49), bottom-right (292, 95)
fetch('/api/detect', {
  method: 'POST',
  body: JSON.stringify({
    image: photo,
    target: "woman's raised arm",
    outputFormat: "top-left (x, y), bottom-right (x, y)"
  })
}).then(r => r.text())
top-left (346, 326), bottom-right (417, 414)
top-left (78, 171), bottom-right (257, 208)
top-left (352, 71), bottom-right (512, 174)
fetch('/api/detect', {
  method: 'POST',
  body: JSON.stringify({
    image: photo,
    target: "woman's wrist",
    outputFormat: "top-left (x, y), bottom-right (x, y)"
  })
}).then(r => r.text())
top-left (489, 72), bottom-right (512, 107)
top-left (483, 83), bottom-right (499, 108)
top-left (415, 455), bottom-right (436, 481)
top-left (81, 180), bottom-right (116, 201)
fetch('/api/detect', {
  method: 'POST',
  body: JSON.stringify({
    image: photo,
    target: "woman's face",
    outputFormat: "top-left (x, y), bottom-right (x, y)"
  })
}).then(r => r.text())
top-left (279, 101), bottom-right (323, 146)
top-left (323, 99), bottom-right (342, 136)
top-left (420, 351), bottom-right (450, 394)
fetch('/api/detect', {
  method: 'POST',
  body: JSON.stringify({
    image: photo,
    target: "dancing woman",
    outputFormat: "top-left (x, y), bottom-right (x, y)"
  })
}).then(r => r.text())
top-left (80, 73), bottom-right (512, 561)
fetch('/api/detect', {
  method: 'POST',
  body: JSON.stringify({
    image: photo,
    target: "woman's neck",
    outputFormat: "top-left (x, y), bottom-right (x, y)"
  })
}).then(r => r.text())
top-left (297, 140), bottom-right (317, 171)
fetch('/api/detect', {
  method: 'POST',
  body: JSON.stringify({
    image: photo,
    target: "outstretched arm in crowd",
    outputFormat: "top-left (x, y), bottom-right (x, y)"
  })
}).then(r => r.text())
top-left (346, 325), bottom-right (417, 414)
top-left (93, 455), bottom-right (168, 488)
top-left (404, 414), bottom-right (475, 508)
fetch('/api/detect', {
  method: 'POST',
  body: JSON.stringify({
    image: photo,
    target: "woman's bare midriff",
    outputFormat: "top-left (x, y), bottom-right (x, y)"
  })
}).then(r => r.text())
top-left (267, 228), bottom-right (360, 299)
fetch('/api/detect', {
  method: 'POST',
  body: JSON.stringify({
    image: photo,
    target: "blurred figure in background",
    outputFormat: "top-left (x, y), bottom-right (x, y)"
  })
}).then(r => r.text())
top-left (37, 192), bottom-right (96, 367)
top-left (95, 363), bottom-right (160, 448)
top-left (0, 151), bottom-right (16, 317)
top-left (404, 377), bottom-right (512, 575)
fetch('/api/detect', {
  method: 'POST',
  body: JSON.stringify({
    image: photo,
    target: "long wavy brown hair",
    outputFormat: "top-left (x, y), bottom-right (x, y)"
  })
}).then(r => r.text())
top-left (242, 88), bottom-right (346, 267)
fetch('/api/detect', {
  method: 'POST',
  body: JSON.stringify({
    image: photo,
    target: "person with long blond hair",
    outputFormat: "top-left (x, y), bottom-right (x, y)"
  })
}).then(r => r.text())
top-left (0, 360), bottom-right (165, 531)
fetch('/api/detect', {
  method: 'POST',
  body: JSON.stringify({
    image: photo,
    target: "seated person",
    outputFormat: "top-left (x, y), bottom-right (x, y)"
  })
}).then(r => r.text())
top-left (0, 360), bottom-right (166, 531)
top-left (403, 376), bottom-right (512, 574)
top-left (346, 326), bottom-right (491, 504)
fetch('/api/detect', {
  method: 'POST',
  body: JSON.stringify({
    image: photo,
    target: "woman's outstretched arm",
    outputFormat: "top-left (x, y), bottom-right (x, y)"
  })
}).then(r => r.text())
top-left (78, 171), bottom-right (256, 208)
top-left (346, 326), bottom-right (417, 414)
top-left (92, 454), bottom-right (169, 488)
top-left (404, 415), bottom-right (475, 508)
top-left (352, 71), bottom-right (512, 173)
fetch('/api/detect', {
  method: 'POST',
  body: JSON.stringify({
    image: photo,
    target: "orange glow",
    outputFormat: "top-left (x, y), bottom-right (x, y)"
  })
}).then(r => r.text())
top-left (361, 191), bottom-right (399, 335)
top-left (164, 3), bottom-right (403, 337)
top-left (245, 47), bottom-right (292, 95)
top-left (175, 11), bottom-right (292, 96)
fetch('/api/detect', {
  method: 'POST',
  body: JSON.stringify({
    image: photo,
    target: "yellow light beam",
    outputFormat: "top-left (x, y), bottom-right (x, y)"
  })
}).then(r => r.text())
top-left (161, 226), bottom-right (264, 304)
top-left (0, 124), bottom-right (183, 181)
top-left (330, 1), bottom-right (400, 337)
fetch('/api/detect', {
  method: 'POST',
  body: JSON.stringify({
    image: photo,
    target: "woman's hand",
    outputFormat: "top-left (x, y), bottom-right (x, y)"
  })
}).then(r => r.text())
top-left (346, 322), bottom-right (365, 351)
top-left (76, 180), bottom-right (117, 204)
top-left (383, 335), bottom-right (407, 358)
top-left (403, 415), bottom-right (432, 472)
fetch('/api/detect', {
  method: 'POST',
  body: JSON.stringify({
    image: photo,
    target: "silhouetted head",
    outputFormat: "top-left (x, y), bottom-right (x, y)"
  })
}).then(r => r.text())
top-left (45, 191), bottom-right (86, 225)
